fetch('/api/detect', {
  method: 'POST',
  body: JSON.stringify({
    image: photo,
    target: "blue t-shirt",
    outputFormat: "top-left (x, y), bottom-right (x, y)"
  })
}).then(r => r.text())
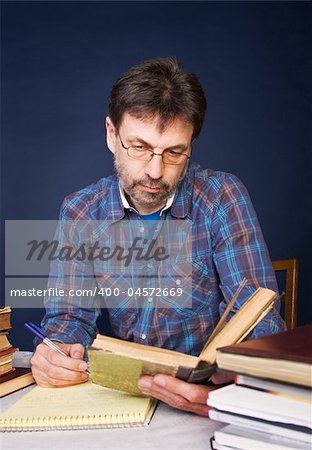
top-left (140, 209), bottom-right (162, 237)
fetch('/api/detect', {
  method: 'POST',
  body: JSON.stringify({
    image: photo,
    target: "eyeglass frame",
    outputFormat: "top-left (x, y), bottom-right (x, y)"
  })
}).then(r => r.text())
top-left (117, 132), bottom-right (192, 165)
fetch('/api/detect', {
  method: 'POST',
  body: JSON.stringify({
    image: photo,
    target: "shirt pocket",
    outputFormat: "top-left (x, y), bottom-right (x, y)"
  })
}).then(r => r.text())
top-left (156, 258), bottom-right (209, 319)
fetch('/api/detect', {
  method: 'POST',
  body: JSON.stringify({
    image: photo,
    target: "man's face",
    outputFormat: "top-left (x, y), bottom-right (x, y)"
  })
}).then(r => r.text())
top-left (106, 113), bottom-right (193, 215)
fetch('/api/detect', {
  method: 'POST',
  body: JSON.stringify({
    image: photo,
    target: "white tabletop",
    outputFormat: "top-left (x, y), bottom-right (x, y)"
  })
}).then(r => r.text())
top-left (0, 385), bottom-right (225, 450)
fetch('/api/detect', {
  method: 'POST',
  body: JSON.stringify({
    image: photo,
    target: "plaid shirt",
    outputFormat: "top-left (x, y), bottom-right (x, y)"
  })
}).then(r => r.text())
top-left (41, 162), bottom-right (285, 355)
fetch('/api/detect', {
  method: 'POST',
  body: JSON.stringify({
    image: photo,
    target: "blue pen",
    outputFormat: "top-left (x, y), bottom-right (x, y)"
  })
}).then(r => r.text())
top-left (24, 322), bottom-right (69, 356)
top-left (24, 322), bottom-right (90, 374)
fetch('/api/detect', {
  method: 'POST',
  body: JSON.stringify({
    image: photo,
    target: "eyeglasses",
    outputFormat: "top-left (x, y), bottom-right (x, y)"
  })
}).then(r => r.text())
top-left (118, 133), bottom-right (192, 165)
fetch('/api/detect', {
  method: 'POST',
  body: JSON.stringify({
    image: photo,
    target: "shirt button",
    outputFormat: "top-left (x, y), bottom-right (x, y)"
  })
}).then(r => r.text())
top-left (176, 279), bottom-right (181, 285)
top-left (141, 334), bottom-right (147, 340)
top-left (147, 297), bottom-right (153, 303)
top-left (139, 226), bottom-right (145, 233)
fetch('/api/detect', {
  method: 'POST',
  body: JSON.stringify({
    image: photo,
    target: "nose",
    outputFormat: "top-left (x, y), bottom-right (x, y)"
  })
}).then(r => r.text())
top-left (144, 152), bottom-right (165, 180)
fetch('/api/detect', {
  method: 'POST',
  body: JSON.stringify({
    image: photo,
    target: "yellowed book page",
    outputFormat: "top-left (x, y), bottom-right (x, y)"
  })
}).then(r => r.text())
top-left (0, 381), bottom-right (155, 429)
top-left (199, 288), bottom-right (276, 364)
top-left (92, 335), bottom-right (198, 367)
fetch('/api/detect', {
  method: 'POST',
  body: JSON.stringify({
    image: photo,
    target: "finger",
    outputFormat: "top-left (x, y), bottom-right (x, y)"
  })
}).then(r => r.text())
top-left (153, 374), bottom-right (212, 404)
top-left (32, 365), bottom-right (82, 387)
top-left (39, 344), bottom-right (87, 372)
top-left (138, 376), bottom-right (209, 416)
top-left (31, 353), bottom-right (89, 386)
top-left (140, 380), bottom-right (209, 416)
top-left (51, 343), bottom-right (85, 361)
top-left (33, 367), bottom-right (89, 388)
top-left (31, 345), bottom-right (88, 386)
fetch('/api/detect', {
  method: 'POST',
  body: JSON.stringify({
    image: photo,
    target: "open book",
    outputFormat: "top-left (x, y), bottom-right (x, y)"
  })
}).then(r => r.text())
top-left (88, 285), bottom-right (276, 394)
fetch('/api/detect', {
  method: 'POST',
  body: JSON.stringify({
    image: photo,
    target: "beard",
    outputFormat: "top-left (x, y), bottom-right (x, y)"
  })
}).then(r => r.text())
top-left (114, 155), bottom-right (188, 210)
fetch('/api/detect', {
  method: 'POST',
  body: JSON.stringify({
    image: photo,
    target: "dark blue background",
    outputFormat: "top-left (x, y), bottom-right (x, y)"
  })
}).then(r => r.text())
top-left (1, 1), bottom-right (311, 350)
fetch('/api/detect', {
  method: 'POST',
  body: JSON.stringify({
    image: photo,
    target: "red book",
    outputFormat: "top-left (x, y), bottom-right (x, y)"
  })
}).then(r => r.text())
top-left (0, 347), bottom-right (18, 358)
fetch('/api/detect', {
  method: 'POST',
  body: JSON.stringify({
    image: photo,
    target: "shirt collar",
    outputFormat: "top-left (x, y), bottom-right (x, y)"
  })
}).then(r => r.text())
top-left (169, 161), bottom-right (201, 218)
top-left (118, 183), bottom-right (175, 216)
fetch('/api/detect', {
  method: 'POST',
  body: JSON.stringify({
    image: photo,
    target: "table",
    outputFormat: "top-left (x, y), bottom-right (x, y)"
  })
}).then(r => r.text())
top-left (0, 385), bottom-right (224, 450)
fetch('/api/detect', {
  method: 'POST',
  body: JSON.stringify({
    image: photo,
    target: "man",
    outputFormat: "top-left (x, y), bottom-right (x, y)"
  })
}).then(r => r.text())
top-left (31, 58), bottom-right (285, 416)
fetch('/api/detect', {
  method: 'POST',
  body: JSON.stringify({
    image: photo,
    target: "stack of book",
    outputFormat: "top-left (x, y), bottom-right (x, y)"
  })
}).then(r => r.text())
top-left (0, 307), bottom-right (16, 376)
top-left (208, 324), bottom-right (312, 450)
top-left (0, 307), bottom-right (35, 397)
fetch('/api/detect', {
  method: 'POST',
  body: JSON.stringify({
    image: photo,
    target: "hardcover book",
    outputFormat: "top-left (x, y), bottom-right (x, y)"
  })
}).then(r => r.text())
top-left (0, 333), bottom-right (12, 352)
top-left (216, 324), bottom-right (312, 387)
top-left (0, 368), bottom-right (35, 398)
top-left (0, 307), bottom-right (12, 332)
top-left (88, 286), bottom-right (276, 394)
top-left (0, 347), bottom-right (18, 376)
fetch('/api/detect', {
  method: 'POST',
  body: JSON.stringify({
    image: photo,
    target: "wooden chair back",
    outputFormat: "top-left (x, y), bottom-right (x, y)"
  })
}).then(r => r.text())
top-left (272, 259), bottom-right (298, 329)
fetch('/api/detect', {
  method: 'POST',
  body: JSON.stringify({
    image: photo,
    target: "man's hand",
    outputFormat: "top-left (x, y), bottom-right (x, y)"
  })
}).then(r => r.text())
top-left (137, 371), bottom-right (233, 416)
top-left (30, 343), bottom-right (89, 387)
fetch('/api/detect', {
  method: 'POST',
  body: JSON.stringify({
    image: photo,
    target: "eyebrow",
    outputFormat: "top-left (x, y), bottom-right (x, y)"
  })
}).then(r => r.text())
top-left (127, 136), bottom-right (189, 152)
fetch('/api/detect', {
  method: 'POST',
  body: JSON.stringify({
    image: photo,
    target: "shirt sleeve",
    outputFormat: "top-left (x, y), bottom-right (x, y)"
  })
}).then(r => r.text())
top-left (211, 173), bottom-right (286, 338)
top-left (38, 198), bottom-right (101, 347)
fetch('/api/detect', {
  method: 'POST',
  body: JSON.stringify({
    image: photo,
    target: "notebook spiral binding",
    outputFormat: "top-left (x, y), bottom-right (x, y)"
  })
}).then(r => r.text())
top-left (0, 412), bottom-right (146, 431)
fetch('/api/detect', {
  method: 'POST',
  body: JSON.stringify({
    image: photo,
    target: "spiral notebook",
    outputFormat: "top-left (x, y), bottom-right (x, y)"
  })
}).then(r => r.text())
top-left (0, 381), bottom-right (157, 431)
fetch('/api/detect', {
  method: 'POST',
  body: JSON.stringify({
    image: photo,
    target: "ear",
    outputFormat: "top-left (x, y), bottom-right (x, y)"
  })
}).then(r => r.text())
top-left (105, 116), bottom-right (117, 154)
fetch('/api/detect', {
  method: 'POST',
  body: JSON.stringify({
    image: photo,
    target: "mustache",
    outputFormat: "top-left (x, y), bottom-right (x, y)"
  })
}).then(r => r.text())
top-left (133, 176), bottom-right (170, 190)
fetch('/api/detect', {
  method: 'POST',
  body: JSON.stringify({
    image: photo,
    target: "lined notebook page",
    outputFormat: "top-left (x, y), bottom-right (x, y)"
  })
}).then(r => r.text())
top-left (0, 381), bottom-right (157, 431)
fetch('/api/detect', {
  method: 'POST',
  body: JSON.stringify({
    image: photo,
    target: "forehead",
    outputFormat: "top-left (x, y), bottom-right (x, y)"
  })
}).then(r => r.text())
top-left (119, 113), bottom-right (193, 146)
